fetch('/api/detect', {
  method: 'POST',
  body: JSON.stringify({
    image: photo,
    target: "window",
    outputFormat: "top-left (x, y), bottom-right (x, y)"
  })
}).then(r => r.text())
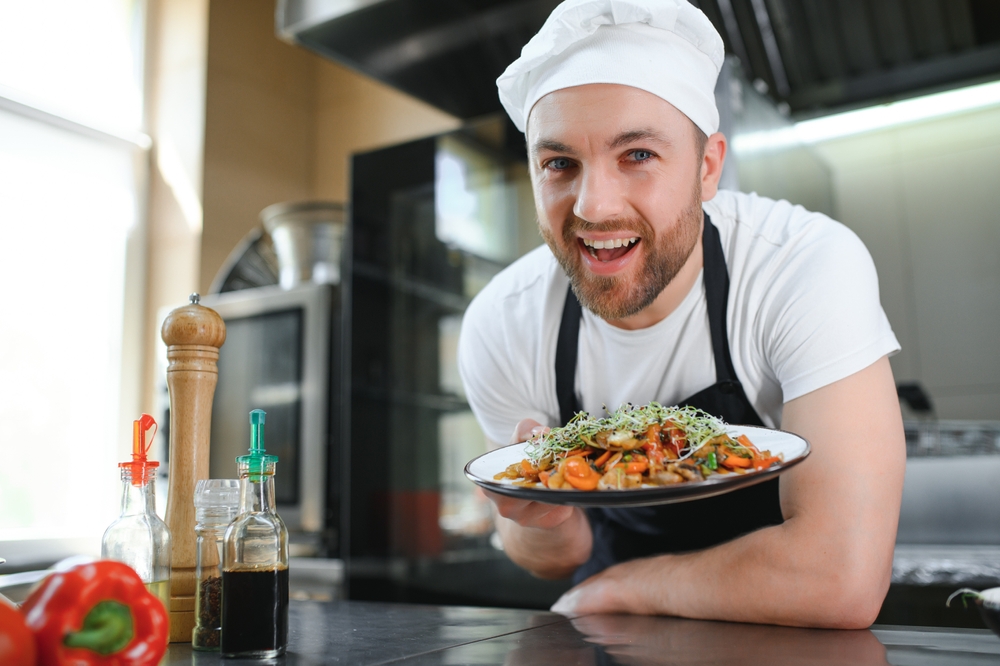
top-left (0, 0), bottom-right (147, 568)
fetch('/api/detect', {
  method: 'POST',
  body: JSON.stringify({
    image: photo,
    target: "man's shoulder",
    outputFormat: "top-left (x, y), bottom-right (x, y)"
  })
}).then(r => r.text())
top-left (706, 190), bottom-right (863, 271)
top-left (462, 244), bottom-right (564, 350)
top-left (707, 189), bottom-right (849, 246)
top-left (468, 244), bottom-right (562, 313)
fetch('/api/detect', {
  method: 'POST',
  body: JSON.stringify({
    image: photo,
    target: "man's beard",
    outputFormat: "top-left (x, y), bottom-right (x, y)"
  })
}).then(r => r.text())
top-left (539, 190), bottom-right (703, 321)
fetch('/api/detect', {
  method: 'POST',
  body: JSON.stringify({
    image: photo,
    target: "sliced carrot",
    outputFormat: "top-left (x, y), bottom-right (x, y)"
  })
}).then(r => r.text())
top-left (564, 473), bottom-right (599, 491)
top-left (645, 423), bottom-right (661, 444)
top-left (625, 461), bottom-right (648, 475)
top-left (604, 451), bottom-right (623, 471)
top-left (562, 457), bottom-right (600, 491)
top-left (737, 434), bottom-right (759, 453)
top-left (594, 450), bottom-right (612, 467)
top-left (720, 453), bottom-right (752, 469)
top-left (752, 456), bottom-right (780, 471)
top-left (539, 470), bottom-right (551, 486)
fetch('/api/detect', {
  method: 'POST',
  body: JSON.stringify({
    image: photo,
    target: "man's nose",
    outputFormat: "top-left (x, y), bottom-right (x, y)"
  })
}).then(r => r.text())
top-left (573, 164), bottom-right (626, 222)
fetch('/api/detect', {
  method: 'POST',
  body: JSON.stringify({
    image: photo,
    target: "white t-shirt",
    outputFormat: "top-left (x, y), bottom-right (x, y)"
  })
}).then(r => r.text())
top-left (458, 190), bottom-right (900, 445)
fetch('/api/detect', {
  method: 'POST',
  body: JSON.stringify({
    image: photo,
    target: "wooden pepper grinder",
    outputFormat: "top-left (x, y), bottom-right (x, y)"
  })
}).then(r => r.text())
top-left (161, 293), bottom-right (226, 642)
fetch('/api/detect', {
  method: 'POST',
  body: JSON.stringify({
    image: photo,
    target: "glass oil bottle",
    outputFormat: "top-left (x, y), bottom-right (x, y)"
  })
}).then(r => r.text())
top-left (101, 414), bottom-right (172, 610)
top-left (193, 478), bottom-right (239, 651)
top-left (221, 409), bottom-right (289, 659)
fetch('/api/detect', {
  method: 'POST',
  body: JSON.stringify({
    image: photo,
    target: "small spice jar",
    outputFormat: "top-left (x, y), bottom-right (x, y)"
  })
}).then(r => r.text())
top-left (192, 479), bottom-right (239, 650)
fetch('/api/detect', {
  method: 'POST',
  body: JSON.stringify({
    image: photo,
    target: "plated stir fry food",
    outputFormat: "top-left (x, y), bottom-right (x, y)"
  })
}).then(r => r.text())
top-left (494, 403), bottom-right (783, 491)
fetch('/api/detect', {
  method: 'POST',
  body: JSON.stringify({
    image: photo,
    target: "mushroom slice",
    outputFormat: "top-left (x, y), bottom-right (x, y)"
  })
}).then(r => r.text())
top-left (654, 471), bottom-right (684, 485)
top-left (606, 430), bottom-right (641, 450)
top-left (598, 467), bottom-right (625, 490)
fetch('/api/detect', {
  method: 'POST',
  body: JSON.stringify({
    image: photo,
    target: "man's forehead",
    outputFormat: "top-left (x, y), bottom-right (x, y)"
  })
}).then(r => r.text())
top-left (526, 84), bottom-right (688, 146)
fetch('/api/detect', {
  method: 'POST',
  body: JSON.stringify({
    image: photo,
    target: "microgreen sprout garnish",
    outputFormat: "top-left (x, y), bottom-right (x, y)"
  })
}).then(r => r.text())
top-left (524, 402), bottom-right (734, 466)
top-left (947, 588), bottom-right (983, 609)
top-left (946, 587), bottom-right (1000, 611)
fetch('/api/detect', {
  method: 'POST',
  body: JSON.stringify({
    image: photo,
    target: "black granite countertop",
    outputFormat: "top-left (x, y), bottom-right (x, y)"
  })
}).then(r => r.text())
top-left (164, 599), bottom-right (1000, 665)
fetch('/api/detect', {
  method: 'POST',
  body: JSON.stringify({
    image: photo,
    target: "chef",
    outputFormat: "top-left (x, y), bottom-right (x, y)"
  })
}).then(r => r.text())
top-left (457, 0), bottom-right (906, 628)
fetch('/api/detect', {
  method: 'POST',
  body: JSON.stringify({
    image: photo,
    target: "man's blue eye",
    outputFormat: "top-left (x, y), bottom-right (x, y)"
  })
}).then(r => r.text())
top-left (632, 150), bottom-right (653, 161)
top-left (549, 158), bottom-right (572, 170)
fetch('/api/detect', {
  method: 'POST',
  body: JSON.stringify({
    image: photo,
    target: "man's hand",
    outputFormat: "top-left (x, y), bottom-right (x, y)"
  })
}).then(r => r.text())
top-left (484, 418), bottom-right (594, 579)
top-left (551, 556), bottom-right (660, 615)
top-left (549, 356), bottom-right (905, 628)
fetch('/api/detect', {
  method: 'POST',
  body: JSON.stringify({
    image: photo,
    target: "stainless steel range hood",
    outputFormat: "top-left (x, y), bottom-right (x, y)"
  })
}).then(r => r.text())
top-left (277, 0), bottom-right (561, 119)
top-left (277, 0), bottom-right (1000, 121)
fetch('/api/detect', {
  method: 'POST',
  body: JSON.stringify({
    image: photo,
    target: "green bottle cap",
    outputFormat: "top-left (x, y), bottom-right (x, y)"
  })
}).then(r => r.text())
top-left (236, 409), bottom-right (277, 477)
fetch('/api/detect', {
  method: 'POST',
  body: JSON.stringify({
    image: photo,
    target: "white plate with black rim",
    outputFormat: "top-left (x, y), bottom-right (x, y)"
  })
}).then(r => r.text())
top-left (465, 425), bottom-right (810, 508)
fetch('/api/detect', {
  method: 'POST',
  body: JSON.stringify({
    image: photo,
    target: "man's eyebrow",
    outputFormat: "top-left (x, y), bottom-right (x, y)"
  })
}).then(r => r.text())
top-left (531, 139), bottom-right (575, 157)
top-left (607, 129), bottom-right (671, 150)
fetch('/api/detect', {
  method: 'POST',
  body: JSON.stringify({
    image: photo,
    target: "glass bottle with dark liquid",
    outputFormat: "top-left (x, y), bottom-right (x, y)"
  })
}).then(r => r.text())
top-left (221, 409), bottom-right (289, 659)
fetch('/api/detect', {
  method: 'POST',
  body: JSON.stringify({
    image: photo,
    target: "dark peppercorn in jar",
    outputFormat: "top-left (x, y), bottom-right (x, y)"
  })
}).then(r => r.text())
top-left (192, 479), bottom-right (239, 650)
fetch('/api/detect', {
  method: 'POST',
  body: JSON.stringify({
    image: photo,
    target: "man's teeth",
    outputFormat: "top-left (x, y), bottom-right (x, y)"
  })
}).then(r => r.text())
top-left (581, 237), bottom-right (639, 250)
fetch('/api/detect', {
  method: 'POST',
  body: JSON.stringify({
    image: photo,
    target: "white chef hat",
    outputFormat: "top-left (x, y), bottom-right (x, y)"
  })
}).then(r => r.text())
top-left (497, 0), bottom-right (725, 136)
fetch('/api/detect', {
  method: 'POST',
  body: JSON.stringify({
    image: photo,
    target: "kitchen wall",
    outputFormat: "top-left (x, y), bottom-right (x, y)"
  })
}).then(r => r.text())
top-left (813, 104), bottom-right (1000, 420)
top-left (200, 0), bottom-right (460, 297)
top-left (200, 0), bottom-right (318, 296)
top-left (142, 0), bottom-right (210, 418)
top-left (142, 0), bottom-right (459, 413)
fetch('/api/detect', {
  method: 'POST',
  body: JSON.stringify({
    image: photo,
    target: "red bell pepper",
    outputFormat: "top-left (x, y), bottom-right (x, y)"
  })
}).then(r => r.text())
top-left (21, 560), bottom-right (168, 666)
top-left (665, 426), bottom-right (686, 458)
top-left (1, 594), bottom-right (37, 666)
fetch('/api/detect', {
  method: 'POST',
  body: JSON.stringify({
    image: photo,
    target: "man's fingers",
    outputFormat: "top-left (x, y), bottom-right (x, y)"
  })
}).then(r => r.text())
top-left (550, 586), bottom-right (584, 616)
top-left (484, 490), bottom-right (576, 529)
top-left (497, 500), bottom-right (575, 529)
top-left (510, 418), bottom-right (549, 444)
top-left (527, 505), bottom-right (577, 529)
top-left (551, 568), bottom-right (624, 616)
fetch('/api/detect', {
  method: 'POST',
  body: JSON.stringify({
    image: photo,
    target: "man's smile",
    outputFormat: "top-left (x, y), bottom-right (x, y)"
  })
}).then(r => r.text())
top-left (577, 234), bottom-right (643, 274)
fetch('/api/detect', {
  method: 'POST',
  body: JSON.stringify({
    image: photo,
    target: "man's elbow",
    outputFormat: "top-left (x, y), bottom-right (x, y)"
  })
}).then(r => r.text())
top-left (810, 561), bottom-right (891, 629)
top-left (822, 589), bottom-right (886, 630)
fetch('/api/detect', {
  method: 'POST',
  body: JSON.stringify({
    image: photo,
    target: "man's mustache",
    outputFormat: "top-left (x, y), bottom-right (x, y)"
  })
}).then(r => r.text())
top-left (562, 215), bottom-right (653, 239)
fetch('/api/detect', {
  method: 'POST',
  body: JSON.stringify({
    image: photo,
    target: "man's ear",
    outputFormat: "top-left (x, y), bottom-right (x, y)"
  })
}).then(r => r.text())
top-left (700, 132), bottom-right (727, 201)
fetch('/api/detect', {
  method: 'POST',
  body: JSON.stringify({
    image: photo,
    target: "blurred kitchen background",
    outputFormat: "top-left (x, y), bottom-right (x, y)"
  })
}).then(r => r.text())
top-left (1, 0), bottom-right (999, 627)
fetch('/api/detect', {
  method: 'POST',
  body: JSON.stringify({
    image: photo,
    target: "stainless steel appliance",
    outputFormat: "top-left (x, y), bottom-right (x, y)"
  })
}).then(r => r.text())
top-left (201, 283), bottom-right (344, 558)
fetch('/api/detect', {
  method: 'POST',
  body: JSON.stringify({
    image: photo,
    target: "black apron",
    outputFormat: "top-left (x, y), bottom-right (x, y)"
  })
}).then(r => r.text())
top-left (557, 215), bottom-right (785, 584)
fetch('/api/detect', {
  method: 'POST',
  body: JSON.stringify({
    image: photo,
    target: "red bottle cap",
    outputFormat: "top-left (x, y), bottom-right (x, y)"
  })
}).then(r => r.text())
top-left (120, 413), bottom-right (159, 485)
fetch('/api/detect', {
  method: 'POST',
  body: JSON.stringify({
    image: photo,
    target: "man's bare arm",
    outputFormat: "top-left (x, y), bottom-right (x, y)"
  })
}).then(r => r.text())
top-left (486, 420), bottom-right (594, 578)
top-left (549, 356), bottom-right (905, 629)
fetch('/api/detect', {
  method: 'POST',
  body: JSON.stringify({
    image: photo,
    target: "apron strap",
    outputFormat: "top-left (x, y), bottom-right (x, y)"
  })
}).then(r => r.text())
top-left (556, 279), bottom-right (583, 426)
top-left (700, 215), bottom-right (739, 386)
